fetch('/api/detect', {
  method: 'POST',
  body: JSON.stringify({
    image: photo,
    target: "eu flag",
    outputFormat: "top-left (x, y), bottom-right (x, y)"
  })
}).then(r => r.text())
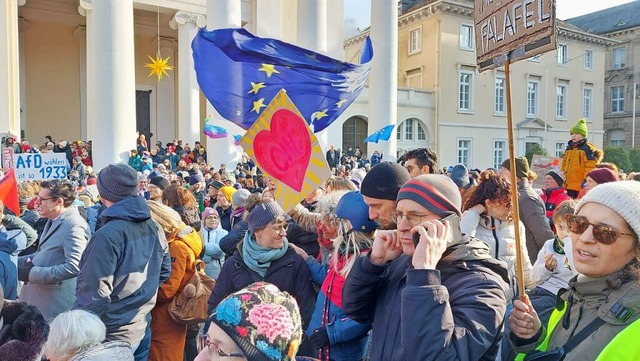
top-left (192, 28), bottom-right (373, 133)
top-left (364, 125), bottom-right (395, 143)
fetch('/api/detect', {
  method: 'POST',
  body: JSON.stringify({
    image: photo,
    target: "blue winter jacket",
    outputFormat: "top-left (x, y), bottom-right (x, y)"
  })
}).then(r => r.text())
top-left (0, 226), bottom-right (27, 299)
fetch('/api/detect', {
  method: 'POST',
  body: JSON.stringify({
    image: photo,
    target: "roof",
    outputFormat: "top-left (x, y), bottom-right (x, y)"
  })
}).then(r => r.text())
top-left (566, 1), bottom-right (640, 35)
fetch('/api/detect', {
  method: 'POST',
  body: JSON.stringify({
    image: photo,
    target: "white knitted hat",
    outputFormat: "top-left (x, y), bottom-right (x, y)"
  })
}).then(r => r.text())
top-left (576, 181), bottom-right (640, 238)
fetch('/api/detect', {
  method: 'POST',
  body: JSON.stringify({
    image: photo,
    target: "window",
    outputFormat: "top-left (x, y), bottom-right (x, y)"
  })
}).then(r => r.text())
top-left (405, 118), bottom-right (414, 140)
top-left (493, 140), bottom-right (506, 169)
top-left (557, 44), bottom-right (568, 65)
top-left (409, 28), bottom-right (422, 55)
top-left (613, 47), bottom-right (626, 69)
top-left (495, 75), bottom-right (505, 114)
top-left (584, 50), bottom-right (593, 70)
top-left (457, 139), bottom-right (471, 166)
top-left (609, 129), bottom-right (625, 147)
top-left (396, 123), bottom-right (402, 140)
top-left (460, 24), bottom-right (473, 50)
top-left (458, 71), bottom-right (473, 111)
top-left (555, 142), bottom-right (565, 158)
top-left (556, 82), bottom-right (568, 119)
top-left (583, 87), bottom-right (593, 120)
top-left (417, 123), bottom-right (426, 140)
top-left (527, 79), bottom-right (540, 116)
top-left (611, 86), bottom-right (625, 113)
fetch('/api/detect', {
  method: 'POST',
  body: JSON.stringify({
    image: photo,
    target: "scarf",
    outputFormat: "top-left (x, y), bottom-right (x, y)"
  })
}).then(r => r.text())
top-left (241, 231), bottom-right (289, 278)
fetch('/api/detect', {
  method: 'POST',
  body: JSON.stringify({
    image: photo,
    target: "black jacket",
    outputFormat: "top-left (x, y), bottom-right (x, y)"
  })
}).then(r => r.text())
top-left (342, 236), bottom-right (509, 361)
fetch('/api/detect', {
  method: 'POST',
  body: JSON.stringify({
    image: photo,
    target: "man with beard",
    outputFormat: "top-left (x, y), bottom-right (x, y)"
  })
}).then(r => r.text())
top-left (359, 162), bottom-right (410, 230)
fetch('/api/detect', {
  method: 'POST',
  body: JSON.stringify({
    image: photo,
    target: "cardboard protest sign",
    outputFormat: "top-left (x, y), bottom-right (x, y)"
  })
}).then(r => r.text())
top-left (531, 154), bottom-right (563, 189)
top-left (239, 89), bottom-right (332, 212)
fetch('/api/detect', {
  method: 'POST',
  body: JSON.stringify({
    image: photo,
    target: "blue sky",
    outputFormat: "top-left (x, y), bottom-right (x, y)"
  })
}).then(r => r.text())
top-left (343, 0), bottom-right (638, 38)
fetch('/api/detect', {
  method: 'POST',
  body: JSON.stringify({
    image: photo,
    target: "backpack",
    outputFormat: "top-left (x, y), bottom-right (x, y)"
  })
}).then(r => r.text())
top-left (168, 260), bottom-right (215, 325)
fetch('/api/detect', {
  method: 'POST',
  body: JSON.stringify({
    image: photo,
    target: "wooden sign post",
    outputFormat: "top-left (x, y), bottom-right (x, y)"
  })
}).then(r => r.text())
top-left (475, 0), bottom-right (557, 300)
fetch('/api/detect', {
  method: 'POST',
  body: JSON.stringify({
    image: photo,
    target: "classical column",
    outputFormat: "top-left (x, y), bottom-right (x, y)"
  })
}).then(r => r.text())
top-left (18, 17), bottom-right (29, 136)
top-left (205, 0), bottom-right (242, 167)
top-left (152, 36), bottom-right (177, 145)
top-left (74, 26), bottom-right (88, 140)
top-left (81, 0), bottom-right (136, 170)
top-left (170, 11), bottom-right (206, 145)
top-left (0, 0), bottom-right (25, 136)
top-left (369, 0), bottom-right (398, 160)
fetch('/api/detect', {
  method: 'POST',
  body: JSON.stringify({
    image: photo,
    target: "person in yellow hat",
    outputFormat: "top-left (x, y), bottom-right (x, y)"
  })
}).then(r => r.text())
top-left (560, 119), bottom-right (603, 199)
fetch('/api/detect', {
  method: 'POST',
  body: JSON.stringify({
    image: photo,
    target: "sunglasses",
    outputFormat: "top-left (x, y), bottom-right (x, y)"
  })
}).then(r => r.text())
top-left (564, 214), bottom-right (635, 245)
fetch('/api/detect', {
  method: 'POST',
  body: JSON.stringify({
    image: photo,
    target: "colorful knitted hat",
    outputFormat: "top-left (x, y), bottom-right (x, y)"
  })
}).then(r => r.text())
top-left (212, 282), bottom-right (302, 361)
top-left (570, 118), bottom-right (588, 137)
top-left (397, 174), bottom-right (462, 217)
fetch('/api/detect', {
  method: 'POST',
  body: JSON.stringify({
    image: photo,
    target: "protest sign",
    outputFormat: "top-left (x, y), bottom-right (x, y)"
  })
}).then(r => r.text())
top-left (13, 153), bottom-right (68, 181)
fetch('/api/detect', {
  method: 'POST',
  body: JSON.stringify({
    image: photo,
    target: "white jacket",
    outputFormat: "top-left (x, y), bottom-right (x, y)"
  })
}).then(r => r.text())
top-left (530, 238), bottom-right (577, 295)
top-left (461, 210), bottom-right (534, 301)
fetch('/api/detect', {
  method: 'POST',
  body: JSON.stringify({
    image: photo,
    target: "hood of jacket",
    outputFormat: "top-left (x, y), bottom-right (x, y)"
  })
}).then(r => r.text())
top-left (99, 196), bottom-right (151, 224)
top-left (0, 227), bottom-right (27, 256)
top-left (441, 234), bottom-right (510, 285)
top-left (69, 341), bottom-right (133, 361)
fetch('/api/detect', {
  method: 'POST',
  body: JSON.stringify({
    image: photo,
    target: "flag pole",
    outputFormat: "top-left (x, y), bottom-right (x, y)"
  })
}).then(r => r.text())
top-left (505, 57), bottom-right (526, 300)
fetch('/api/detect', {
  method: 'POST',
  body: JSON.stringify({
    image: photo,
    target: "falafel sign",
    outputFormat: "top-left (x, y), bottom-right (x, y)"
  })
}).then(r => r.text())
top-left (475, 0), bottom-right (557, 72)
top-left (239, 89), bottom-right (332, 212)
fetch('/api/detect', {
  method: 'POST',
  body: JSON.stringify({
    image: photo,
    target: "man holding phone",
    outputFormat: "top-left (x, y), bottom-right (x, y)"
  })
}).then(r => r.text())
top-left (343, 174), bottom-right (509, 361)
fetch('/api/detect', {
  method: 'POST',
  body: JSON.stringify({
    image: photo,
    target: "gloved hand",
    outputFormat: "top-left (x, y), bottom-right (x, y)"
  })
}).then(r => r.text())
top-left (308, 327), bottom-right (330, 350)
top-left (18, 259), bottom-right (35, 282)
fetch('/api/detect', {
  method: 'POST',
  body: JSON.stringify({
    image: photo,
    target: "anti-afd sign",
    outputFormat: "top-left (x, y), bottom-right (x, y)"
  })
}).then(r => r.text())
top-left (475, 0), bottom-right (557, 72)
top-left (13, 153), bottom-right (68, 181)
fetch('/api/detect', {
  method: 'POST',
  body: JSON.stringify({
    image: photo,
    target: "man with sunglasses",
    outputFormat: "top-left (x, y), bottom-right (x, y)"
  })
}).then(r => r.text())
top-left (18, 179), bottom-right (90, 321)
top-left (343, 174), bottom-right (509, 360)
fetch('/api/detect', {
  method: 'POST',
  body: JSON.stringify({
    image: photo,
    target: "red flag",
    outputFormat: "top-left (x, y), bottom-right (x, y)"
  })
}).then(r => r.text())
top-left (0, 169), bottom-right (20, 215)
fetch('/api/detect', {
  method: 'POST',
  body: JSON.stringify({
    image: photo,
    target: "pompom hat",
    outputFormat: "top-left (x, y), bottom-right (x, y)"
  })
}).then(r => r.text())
top-left (210, 282), bottom-right (302, 361)
top-left (576, 181), bottom-right (640, 238)
top-left (570, 118), bottom-right (588, 137)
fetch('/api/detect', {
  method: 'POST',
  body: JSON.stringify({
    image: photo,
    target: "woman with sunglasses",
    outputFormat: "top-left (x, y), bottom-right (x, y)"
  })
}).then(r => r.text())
top-left (207, 200), bottom-right (317, 357)
top-left (510, 181), bottom-right (640, 360)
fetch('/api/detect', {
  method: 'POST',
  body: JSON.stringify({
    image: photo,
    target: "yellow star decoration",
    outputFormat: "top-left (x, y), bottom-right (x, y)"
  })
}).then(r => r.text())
top-left (258, 63), bottom-right (279, 78)
top-left (145, 54), bottom-right (174, 81)
top-left (312, 109), bottom-right (328, 120)
top-left (248, 82), bottom-right (266, 94)
top-left (252, 98), bottom-right (267, 113)
top-left (335, 99), bottom-right (347, 108)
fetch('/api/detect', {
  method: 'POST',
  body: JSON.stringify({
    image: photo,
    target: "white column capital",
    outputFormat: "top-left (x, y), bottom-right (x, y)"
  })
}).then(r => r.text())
top-left (152, 36), bottom-right (178, 51)
top-left (169, 11), bottom-right (206, 30)
top-left (18, 0), bottom-right (27, 6)
top-left (74, 26), bottom-right (86, 40)
top-left (78, 0), bottom-right (91, 16)
top-left (18, 17), bottom-right (30, 33)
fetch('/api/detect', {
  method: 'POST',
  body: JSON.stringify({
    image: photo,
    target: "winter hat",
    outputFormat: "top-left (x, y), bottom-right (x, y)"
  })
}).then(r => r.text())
top-left (576, 181), bottom-right (640, 238)
top-left (59, 140), bottom-right (68, 148)
top-left (149, 176), bottom-right (170, 190)
top-left (546, 170), bottom-right (565, 188)
top-left (232, 189), bottom-right (251, 208)
top-left (226, 171), bottom-right (237, 184)
top-left (211, 282), bottom-right (302, 361)
top-left (501, 156), bottom-right (531, 179)
top-left (397, 174), bottom-right (462, 217)
top-left (86, 176), bottom-right (97, 186)
top-left (137, 174), bottom-right (147, 182)
top-left (360, 162), bottom-right (411, 201)
top-left (189, 173), bottom-right (205, 186)
top-left (587, 168), bottom-right (619, 184)
top-left (449, 164), bottom-right (470, 189)
top-left (201, 207), bottom-right (219, 223)
top-left (247, 201), bottom-right (285, 233)
top-left (208, 180), bottom-right (225, 190)
top-left (97, 163), bottom-right (138, 202)
top-left (219, 186), bottom-right (237, 202)
top-left (570, 118), bottom-right (588, 137)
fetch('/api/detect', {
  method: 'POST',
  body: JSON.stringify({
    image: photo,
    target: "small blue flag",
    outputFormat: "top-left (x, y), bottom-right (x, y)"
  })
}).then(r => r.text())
top-left (203, 120), bottom-right (228, 139)
top-left (192, 28), bottom-right (373, 133)
top-left (364, 125), bottom-right (395, 143)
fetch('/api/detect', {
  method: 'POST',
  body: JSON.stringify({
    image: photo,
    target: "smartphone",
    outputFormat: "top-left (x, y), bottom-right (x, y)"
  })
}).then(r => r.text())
top-left (412, 214), bottom-right (462, 247)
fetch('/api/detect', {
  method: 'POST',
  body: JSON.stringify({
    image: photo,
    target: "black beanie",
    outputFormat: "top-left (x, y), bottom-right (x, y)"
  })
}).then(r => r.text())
top-left (360, 162), bottom-right (411, 201)
top-left (97, 163), bottom-right (138, 202)
top-left (149, 176), bottom-right (170, 191)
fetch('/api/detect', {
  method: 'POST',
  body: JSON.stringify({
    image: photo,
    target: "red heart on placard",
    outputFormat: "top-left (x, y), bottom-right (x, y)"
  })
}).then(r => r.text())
top-left (254, 109), bottom-right (311, 192)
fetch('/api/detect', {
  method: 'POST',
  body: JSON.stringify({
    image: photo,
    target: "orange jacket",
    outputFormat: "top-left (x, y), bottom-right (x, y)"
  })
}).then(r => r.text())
top-left (157, 226), bottom-right (203, 303)
top-left (561, 139), bottom-right (601, 192)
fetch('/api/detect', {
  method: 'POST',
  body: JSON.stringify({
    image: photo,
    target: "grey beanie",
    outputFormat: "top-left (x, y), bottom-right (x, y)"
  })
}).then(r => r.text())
top-left (149, 176), bottom-right (170, 190)
top-left (360, 162), bottom-right (411, 201)
top-left (97, 163), bottom-right (138, 202)
top-left (232, 189), bottom-right (251, 208)
top-left (576, 181), bottom-right (640, 238)
top-left (247, 201), bottom-right (285, 233)
top-left (449, 164), bottom-right (470, 189)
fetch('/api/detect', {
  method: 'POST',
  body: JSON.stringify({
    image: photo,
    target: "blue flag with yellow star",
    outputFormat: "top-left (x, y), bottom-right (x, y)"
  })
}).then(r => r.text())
top-left (192, 28), bottom-right (373, 133)
top-left (364, 124), bottom-right (395, 143)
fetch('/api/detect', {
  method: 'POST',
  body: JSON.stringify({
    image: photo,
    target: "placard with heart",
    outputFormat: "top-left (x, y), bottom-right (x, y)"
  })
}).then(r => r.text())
top-left (239, 89), bottom-right (332, 212)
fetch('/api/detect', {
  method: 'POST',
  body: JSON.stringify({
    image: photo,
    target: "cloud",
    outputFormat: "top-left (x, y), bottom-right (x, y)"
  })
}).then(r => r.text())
top-left (343, 17), bottom-right (360, 39)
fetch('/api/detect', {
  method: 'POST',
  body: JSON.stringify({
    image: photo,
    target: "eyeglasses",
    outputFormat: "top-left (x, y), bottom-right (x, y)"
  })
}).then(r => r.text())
top-left (205, 215), bottom-right (220, 220)
top-left (197, 323), bottom-right (244, 358)
top-left (270, 223), bottom-right (288, 234)
top-left (36, 196), bottom-right (56, 202)
top-left (391, 211), bottom-right (434, 226)
top-left (565, 214), bottom-right (635, 245)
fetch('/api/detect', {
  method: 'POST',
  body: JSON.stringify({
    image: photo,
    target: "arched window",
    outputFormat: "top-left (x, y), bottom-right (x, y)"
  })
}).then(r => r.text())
top-left (397, 118), bottom-right (426, 142)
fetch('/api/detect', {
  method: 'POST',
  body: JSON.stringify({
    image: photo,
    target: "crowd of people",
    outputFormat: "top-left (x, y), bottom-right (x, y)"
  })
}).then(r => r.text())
top-left (1, 118), bottom-right (640, 361)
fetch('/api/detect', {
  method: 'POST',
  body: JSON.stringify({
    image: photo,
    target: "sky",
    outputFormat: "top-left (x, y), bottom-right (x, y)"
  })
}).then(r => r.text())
top-left (343, 0), bottom-right (639, 38)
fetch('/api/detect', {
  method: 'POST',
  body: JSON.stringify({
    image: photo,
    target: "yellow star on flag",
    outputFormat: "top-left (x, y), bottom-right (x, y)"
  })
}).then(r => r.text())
top-left (252, 98), bottom-right (267, 113)
top-left (335, 99), bottom-right (347, 108)
top-left (248, 82), bottom-right (266, 94)
top-left (312, 109), bottom-right (328, 120)
top-left (258, 63), bottom-right (280, 78)
top-left (145, 54), bottom-right (174, 80)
